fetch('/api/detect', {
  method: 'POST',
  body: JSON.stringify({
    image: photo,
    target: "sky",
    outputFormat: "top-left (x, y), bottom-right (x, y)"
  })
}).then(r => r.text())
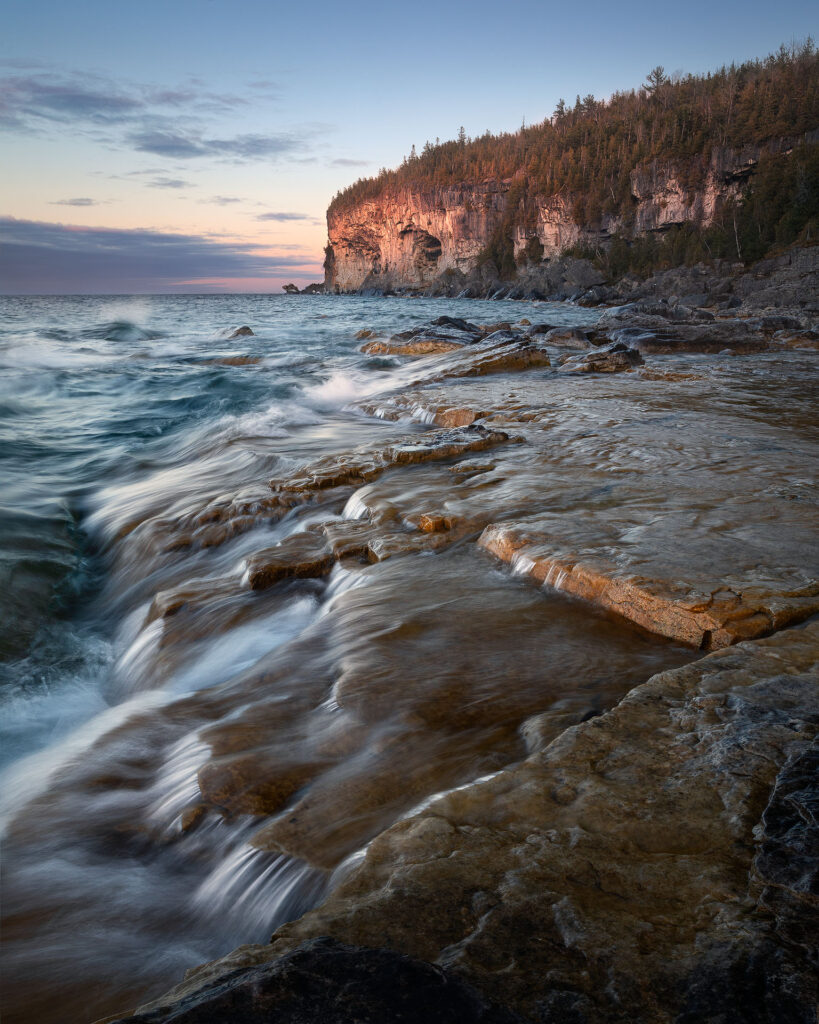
top-left (1, 0), bottom-right (815, 293)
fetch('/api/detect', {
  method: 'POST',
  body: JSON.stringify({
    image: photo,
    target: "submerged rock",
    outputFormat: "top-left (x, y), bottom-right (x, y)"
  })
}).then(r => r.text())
top-left (227, 325), bottom-right (254, 339)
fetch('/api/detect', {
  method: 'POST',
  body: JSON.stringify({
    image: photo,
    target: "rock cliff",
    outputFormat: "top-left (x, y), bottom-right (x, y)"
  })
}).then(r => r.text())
top-left (324, 148), bottom-right (762, 293)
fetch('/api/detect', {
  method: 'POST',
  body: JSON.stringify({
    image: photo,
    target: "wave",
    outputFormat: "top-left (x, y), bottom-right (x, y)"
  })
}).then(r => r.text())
top-left (80, 319), bottom-right (164, 343)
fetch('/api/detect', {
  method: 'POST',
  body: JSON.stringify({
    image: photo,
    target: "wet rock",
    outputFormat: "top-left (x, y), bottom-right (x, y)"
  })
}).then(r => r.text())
top-left (599, 318), bottom-right (771, 354)
top-left (227, 326), bottom-right (254, 339)
top-left (429, 315), bottom-right (480, 333)
top-left (119, 937), bottom-right (524, 1024)
top-left (751, 744), bottom-right (819, 957)
top-left (577, 284), bottom-right (617, 306)
top-left (271, 426), bottom-right (511, 496)
top-left (479, 512), bottom-right (819, 649)
top-left (417, 513), bottom-right (452, 533)
top-left (558, 341), bottom-right (643, 373)
top-left (244, 533), bottom-right (335, 590)
top-left (362, 318), bottom-right (485, 355)
top-left (282, 283), bottom-right (300, 294)
top-left (198, 755), bottom-right (326, 816)
top-left (541, 326), bottom-right (593, 349)
top-left (771, 329), bottom-right (819, 350)
top-left (140, 624), bottom-right (819, 1024)
top-left (477, 321), bottom-right (514, 334)
top-left (417, 332), bottom-right (551, 381)
top-left (362, 335), bottom-right (465, 356)
top-left (747, 314), bottom-right (803, 335)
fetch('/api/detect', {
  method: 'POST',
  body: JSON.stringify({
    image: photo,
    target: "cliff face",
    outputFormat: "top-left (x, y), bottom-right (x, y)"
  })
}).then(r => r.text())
top-left (325, 147), bottom-right (759, 292)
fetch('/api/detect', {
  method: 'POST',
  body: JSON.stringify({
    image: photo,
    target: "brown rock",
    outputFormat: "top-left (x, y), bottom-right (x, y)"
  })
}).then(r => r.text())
top-left (361, 336), bottom-right (463, 356)
top-left (198, 755), bottom-right (326, 816)
top-left (244, 533), bottom-right (335, 590)
top-left (479, 515), bottom-right (819, 649)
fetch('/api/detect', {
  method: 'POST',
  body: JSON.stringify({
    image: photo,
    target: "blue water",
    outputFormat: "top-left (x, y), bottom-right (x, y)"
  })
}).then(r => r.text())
top-left (0, 292), bottom-right (600, 1023)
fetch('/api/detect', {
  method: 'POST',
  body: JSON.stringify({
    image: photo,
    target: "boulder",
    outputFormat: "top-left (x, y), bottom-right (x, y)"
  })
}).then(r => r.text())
top-left (227, 325), bottom-right (254, 339)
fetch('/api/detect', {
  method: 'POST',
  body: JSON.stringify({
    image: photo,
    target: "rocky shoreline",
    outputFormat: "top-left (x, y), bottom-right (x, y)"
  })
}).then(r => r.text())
top-left (103, 301), bottom-right (819, 1024)
top-left (331, 243), bottom-right (818, 317)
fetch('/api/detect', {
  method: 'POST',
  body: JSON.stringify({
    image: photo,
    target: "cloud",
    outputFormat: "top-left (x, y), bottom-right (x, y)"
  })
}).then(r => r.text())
top-left (330, 158), bottom-right (370, 167)
top-left (0, 70), bottom-right (326, 165)
top-left (0, 72), bottom-right (142, 129)
top-left (256, 211), bottom-right (315, 222)
top-left (0, 217), bottom-right (323, 293)
top-left (204, 195), bottom-right (243, 205)
top-left (50, 197), bottom-right (100, 206)
top-left (129, 128), bottom-right (319, 162)
top-left (146, 176), bottom-right (191, 189)
top-left (129, 130), bottom-right (208, 158)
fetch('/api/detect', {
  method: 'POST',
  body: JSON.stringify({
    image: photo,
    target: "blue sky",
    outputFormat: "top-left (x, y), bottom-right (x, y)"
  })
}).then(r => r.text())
top-left (2, 0), bottom-right (815, 292)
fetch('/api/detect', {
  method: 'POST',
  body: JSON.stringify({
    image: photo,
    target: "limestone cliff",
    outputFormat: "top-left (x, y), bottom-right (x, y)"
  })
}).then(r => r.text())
top-left (324, 147), bottom-right (761, 293)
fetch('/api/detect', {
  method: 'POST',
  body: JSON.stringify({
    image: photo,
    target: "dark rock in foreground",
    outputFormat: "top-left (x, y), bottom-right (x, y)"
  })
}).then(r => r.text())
top-left (113, 937), bottom-right (524, 1024)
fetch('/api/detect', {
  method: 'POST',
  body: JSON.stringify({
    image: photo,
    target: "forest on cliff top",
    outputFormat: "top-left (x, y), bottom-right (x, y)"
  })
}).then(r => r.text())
top-left (329, 42), bottom-right (818, 276)
top-left (330, 41), bottom-right (818, 223)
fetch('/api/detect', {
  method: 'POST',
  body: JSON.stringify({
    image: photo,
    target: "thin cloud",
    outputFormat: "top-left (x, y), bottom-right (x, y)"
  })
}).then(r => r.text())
top-left (129, 130), bottom-right (206, 158)
top-left (0, 217), bottom-right (323, 293)
top-left (256, 212), bottom-right (315, 222)
top-left (128, 128), bottom-right (318, 162)
top-left (204, 195), bottom-right (243, 205)
top-left (147, 176), bottom-right (191, 189)
top-left (331, 158), bottom-right (370, 167)
top-left (50, 197), bottom-right (100, 206)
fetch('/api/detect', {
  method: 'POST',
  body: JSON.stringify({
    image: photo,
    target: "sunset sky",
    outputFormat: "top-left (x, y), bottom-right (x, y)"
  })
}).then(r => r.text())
top-left (2, 0), bottom-right (815, 293)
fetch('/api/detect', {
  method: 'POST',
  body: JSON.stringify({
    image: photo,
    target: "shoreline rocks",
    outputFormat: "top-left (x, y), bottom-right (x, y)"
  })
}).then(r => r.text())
top-left (121, 621), bottom-right (819, 1024)
top-left (94, 313), bottom-right (818, 1024)
top-left (330, 244), bottom-right (819, 325)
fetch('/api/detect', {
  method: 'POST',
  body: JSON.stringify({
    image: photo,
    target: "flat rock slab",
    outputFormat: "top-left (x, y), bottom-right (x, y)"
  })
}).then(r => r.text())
top-left (479, 507), bottom-right (819, 648)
